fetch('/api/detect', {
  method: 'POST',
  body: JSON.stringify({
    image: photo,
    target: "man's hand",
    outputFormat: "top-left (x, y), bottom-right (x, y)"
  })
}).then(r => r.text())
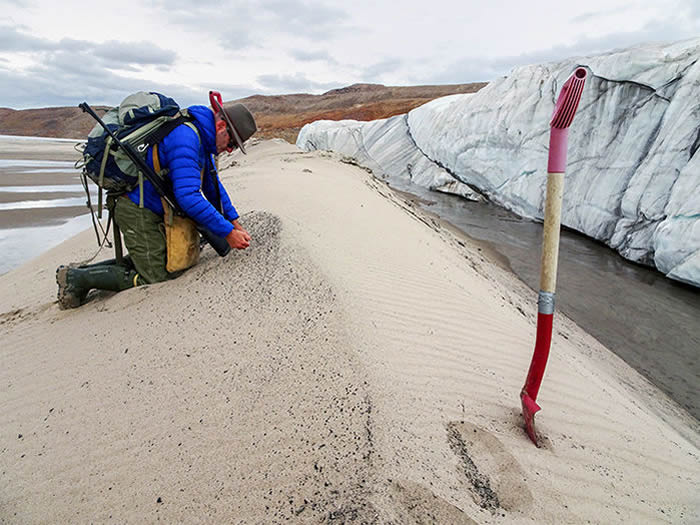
top-left (232, 219), bottom-right (251, 242)
top-left (226, 228), bottom-right (250, 250)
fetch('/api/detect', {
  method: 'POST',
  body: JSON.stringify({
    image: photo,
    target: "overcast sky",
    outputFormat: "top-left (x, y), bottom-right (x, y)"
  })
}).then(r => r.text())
top-left (0, 0), bottom-right (698, 109)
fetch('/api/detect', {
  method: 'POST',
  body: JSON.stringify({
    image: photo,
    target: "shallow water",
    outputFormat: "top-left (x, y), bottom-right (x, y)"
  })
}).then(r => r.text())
top-left (0, 159), bottom-right (76, 168)
top-left (0, 214), bottom-right (93, 274)
top-left (0, 184), bottom-right (85, 193)
top-left (384, 174), bottom-right (700, 421)
top-left (0, 137), bottom-right (98, 274)
top-left (0, 197), bottom-right (89, 211)
top-left (0, 134), bottom-right (79, 143)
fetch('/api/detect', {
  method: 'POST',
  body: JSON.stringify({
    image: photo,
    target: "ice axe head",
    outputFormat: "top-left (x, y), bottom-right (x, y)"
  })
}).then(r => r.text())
top-left (520, 389), bottom-right (541, 445)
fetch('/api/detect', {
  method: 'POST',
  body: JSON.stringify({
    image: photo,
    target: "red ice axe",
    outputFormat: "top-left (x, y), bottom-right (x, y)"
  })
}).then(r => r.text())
top-left (520, 67), bottom-right (587, 446)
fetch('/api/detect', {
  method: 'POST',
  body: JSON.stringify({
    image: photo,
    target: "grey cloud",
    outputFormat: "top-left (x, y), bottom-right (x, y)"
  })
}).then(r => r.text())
top-left (0, 25), bottom-right (53, 52)
top-left (426, 58), bottom-right (504, 85)
top-left (260, 0), bottom-right (347, 39)
top-left (204, 83), bottom-right (258, 102)
top-left (157, 0), bottom-right (350, 50)
top-left (569, 4), bottom-right (634, 24)
top-left (0, 21), bottom-right (256, 110)
top-left (157, 1), bottom-right (257, 49)
top-left (430, 17), bottom-right (699, 84)
top-left (216, 4), bottom-right (257, 51)
top-left (53, 38), bottom-right (86, 53)
top-left (154, 0), bottom-right (222, 7)
top-left (0, 55), bottom-right (256, 110)
top-left (360, 58), bottom-right (405, 82)
top-left (256, 72), bottom-right (338, 94)
top-left (289, 49), bottom-right (338, 64)
top-left (93, 41), bottom-right (177, 66)
top-left (541, 16), bottom-right (698, 58)
top-left (573, 0), bottom-right (700, 24)
top-left (25, 53), bottom-right (96, 77)
top-left (688, 0), bottom-right (700, 17)
top-left (0, 25), bottom-right (177, 68)
top-left (0, 0), bottom-right (33, 6)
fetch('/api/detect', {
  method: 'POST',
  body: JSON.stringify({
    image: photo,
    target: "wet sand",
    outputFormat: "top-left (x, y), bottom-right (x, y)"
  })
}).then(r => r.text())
top-left (0, 206), bottom-right (89, 227)
top-left (0, 191), bottom-right (84, 204)
top-left (0, 170), bottom-right (82, 187)
top-left (0, 134), bottom-right (83, 161)
top-left (0, 140), bottom-right (697, 523)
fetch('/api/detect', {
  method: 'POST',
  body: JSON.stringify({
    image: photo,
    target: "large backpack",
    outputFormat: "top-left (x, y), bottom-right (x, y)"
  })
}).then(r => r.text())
top-left (78, 92), bottom-right (195, 208)
top-left (75, 91), bottom-right (232, 262)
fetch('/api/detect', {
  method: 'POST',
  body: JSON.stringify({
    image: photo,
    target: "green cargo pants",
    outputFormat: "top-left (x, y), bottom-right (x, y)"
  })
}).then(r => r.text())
top-left (114, 196), bottom-right (172, 284)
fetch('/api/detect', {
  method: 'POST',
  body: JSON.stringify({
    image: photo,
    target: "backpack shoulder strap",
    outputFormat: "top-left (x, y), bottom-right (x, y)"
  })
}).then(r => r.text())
top-left (183, 121), bottom-right (200, 141)
top-left (147, 112), bottom-right (195, 148)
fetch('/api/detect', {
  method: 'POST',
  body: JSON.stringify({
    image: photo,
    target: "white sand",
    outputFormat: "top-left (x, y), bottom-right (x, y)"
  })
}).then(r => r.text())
top-left (1, 139), bottom-right (698, 524)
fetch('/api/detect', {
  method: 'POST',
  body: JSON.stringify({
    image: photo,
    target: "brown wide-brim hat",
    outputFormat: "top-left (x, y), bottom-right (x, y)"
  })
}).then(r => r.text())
top-left (212, 98), bottom-right (257, 154)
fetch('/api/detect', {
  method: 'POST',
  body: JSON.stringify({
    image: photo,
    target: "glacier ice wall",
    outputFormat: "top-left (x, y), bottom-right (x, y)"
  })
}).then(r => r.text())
top-left (297, 39), bottom-right (700, 287)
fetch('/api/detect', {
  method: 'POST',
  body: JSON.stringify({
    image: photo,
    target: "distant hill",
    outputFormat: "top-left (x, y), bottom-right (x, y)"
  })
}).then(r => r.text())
top-left (0, 106), bottom-right (110, 140)
top-left (0, 82), bottom-right (487, 143)
top-left (235, 82), bottom-right (487, 143)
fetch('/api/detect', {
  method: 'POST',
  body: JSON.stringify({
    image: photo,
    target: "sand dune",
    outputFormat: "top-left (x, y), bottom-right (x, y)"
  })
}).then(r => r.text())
top-left (1, 140), bottom-right (698, 523)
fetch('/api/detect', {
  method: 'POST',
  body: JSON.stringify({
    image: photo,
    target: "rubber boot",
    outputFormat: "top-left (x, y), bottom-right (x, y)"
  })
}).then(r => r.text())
top-left (56, 264), bottom-right (141, 309)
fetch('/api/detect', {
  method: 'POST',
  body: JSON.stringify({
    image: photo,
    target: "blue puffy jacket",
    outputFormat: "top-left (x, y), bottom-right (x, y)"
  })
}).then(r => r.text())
top-left (126, 105), bottom-right (238, 238)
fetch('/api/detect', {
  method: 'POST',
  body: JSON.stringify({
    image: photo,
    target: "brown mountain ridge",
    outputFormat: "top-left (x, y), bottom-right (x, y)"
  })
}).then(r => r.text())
top-left (0, 82), bottom-right (486, 143)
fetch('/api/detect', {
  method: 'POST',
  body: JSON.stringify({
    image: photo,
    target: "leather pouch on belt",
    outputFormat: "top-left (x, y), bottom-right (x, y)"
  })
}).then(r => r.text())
top-left (161, 198), bottom-right (200, 273)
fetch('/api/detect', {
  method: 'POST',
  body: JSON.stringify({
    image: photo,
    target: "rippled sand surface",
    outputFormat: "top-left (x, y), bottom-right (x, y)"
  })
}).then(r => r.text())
top-left (382, 172), bottom-right (700, 421)
top-left (0, 140), bottom-right (698, 523)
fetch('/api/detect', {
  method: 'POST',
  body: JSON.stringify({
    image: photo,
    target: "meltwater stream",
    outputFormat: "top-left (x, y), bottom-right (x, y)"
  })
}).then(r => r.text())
top-left (383, 173), bottom-right (700, 421)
